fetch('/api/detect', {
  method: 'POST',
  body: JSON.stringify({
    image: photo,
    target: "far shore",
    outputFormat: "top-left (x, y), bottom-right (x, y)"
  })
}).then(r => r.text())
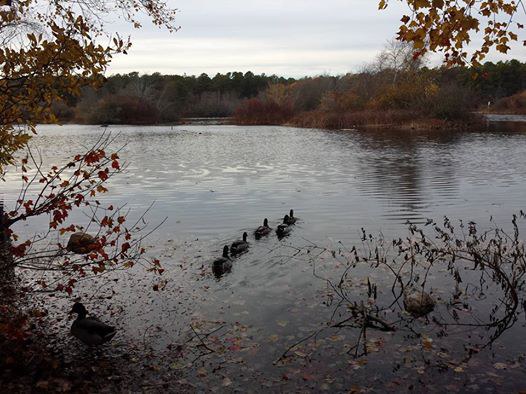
top-left (44, 113), bottom-right (526, 132)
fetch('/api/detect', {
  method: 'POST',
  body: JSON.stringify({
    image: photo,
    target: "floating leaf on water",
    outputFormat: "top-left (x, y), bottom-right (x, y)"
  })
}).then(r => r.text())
top-left (170, 361), bottom-right (185, 370)
top-left (302, 373), bottom-right (315, 381)
top-left (366, 338), bottom-right (384, 353)
top-left (36, 381), bottom-right (49, 390)
top-left (348, 359), bottom-right (367, 370)
top-left (421, 335), bottom-right (433, 350)
top-left (294, 350), bottom-right (307, 358)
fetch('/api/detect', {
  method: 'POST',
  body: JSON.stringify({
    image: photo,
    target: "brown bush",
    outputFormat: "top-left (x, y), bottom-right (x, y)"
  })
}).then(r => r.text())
top-left (233, 98), bottom-right (294, 125)
top-left (490, 90), bottom-right (526, 114)
top-left (291, 109), bottom-right (418, 129)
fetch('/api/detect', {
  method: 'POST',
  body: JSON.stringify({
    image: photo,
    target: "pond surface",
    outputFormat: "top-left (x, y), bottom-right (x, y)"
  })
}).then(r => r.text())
top-left (3, 123), bottom-right (526, 391)
top-left (5, 123), bottom-right (526, 242)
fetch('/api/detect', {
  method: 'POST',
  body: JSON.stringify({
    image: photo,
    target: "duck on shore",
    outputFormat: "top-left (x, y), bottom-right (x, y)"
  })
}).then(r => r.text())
top-left (230, 232), bottom-right (249, 255)
top-left (70, 302), bottom-right (116, 346)
top-left (212, 245), bottom-right (232, 277)
top-left (254, 218), bottom-right (272, 239)
top-left (276, 215), bottom-right (292, 238)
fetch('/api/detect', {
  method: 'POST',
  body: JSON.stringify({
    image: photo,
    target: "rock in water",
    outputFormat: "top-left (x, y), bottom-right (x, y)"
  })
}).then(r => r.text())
top-left (403, 288), bottom-right (435, 317)
top-left (67, 232), bottom-right (97, 254)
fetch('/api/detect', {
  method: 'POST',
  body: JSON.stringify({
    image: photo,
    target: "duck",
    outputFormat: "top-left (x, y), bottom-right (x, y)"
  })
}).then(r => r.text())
top-left (254, 218), bottom-right (272, 239)
top-left (230, 232), bottom-right (249, 255)
top-left (276, 215), bottom-right (292, 238)
top-left (70, 302), bottom-right (116, 345)
top-left (212, 245), bottom-right (232, 277)
top-left (284, 209), bottom-right (297, 225)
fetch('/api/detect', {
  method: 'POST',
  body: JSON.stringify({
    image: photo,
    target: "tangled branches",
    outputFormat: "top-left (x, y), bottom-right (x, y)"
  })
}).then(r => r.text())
top-left (1, 131), bottom-right (163, 295)
top-left (278, 213), bottom-right (526, 364)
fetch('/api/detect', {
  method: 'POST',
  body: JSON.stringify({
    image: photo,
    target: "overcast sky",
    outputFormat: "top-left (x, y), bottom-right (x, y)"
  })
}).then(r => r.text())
top-left (107, 0), bottom-right (526, 77)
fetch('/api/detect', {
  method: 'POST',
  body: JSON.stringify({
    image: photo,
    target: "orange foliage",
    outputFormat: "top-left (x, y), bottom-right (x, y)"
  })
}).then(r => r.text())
top-left (0, 0), bottom-right (177, 173)
top-left (380, 0), bottom-right (523, 66)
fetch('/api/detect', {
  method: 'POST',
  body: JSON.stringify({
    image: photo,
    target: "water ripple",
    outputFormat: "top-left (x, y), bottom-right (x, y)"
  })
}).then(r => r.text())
top-left (4, 124), bottom-right (526, 245)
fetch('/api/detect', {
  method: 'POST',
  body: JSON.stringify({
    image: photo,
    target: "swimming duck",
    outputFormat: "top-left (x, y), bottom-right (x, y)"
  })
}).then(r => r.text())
top-left (230, 232), bottom-right (249, 255)
top-left (276, 215), bottom-right (292, 238)
top-left (212, 245), bottom-right (232, 277)
top-left (285, 209), bottom-right (297, 225)
top-left (70, 302), bottom-right (116, 346)
top-left (254, 218), bottom-right (272, 239)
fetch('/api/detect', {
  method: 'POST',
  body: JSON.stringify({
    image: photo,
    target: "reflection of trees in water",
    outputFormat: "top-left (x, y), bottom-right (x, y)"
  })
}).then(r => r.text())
top-left (488, 120), bottom-right (526, 133)
top-left (348, 129), bottom-right (462, 219)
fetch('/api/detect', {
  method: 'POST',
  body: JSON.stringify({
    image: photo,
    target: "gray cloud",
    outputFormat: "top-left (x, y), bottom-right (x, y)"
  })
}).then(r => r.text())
top-left (107, 0), bottom-right (526, 77)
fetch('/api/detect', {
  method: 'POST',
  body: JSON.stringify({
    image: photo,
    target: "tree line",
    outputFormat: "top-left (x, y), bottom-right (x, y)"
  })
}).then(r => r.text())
top-left (55, 72), bottom-right (294, 124)
top-left (54, 57), bottom-right (526, 127)
top-left (233, 49), bottom-right (526, 129)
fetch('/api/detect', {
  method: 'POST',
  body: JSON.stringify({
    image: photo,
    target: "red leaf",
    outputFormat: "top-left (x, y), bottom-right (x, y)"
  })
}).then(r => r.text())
top-left (98, 170), bottom-right (109, 181)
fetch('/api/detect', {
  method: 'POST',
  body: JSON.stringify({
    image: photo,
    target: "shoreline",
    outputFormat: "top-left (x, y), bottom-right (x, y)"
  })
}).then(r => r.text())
top-left (43, 112), bottom-right (526, 131)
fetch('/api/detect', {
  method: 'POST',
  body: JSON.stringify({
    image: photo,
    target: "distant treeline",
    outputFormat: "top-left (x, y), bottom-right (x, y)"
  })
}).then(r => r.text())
top-left (234, 57), bottom-right (526, 129)
top-left (55, 72), bottom-right (295, 124)
top-left (55, 55), bottom-right (526, 128)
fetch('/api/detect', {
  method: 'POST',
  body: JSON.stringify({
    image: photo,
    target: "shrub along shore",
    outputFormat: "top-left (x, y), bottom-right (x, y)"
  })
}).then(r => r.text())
top-left (53, 55), bottom-right (526, 130)
top-left (234, 103), bottom-right (485, 131)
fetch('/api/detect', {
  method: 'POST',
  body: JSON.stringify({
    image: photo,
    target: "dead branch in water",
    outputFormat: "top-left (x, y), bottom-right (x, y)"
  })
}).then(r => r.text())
top-left (276, 213), bottom-right (526, 364)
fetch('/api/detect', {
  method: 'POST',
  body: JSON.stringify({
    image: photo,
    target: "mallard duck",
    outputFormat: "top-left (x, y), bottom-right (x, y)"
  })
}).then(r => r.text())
top-left (212, 245), bottom-right (232, 277)
top-left (284, 209), bottom-right (297, 225)
top-left (70, 302), bottom-right (116, 345)
top-left (254, 218), bottom-right (272, 239)
top-left (276, 215), bottom-right (292, 238)
top-left (230, 232), bottom-right (249, 255)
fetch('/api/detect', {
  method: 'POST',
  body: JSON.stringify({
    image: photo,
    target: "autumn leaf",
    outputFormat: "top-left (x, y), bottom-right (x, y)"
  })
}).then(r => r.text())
top-left (269, 334), bottom-right (279, 343)
top-left (98, 170), bottom-right (109, 181)
top-left (421, 335), bottom-right (433, 350)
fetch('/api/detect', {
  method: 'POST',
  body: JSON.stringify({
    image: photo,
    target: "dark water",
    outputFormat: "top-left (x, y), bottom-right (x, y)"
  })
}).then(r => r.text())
top-left (4, 124), bottom-right (526, 391)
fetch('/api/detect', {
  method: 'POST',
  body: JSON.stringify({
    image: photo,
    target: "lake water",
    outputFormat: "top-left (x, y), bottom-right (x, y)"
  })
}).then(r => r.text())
top-left (3, 123), bottom-right (526, 391)
top-left (5, 123), bottom-right (526, 243)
